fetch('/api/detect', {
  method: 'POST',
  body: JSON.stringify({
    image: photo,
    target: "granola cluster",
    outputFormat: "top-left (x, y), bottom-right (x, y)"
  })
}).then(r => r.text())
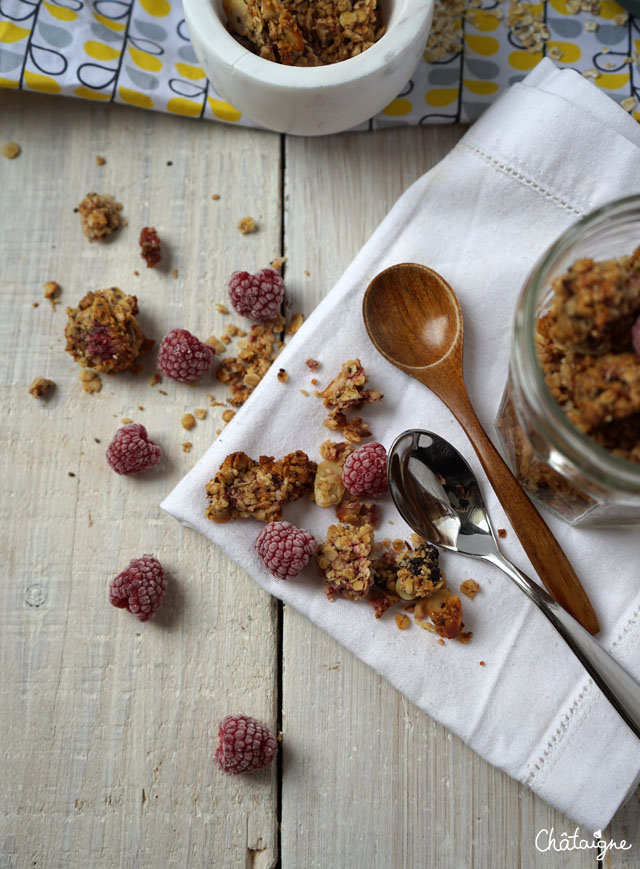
top-left (216, 316), bottom-right (284, 407)
top-left (320, 358), bottom-right (382, 443)
top-left (205, 450), bottom-right (317, 523)
top-left (77, 192), bottom-right (122, 242)
top-left (205, 358), bottom-right (468, 642)
top-left (537, 247), bottom-right (640, 462)
top-left (223, 0), bottom-right (385, 66)
top-left (64, 287), bottom-right (146, 373)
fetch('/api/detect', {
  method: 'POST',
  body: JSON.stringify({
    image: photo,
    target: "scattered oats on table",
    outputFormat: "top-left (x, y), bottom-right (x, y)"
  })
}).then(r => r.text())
top-left (216, 303), bottom-right (230, 314)
top-left (79, 369), bottom-right (102, 394)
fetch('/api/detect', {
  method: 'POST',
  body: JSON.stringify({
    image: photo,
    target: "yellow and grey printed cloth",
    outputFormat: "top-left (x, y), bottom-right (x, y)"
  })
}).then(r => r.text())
top-left (0, 0), bottom-right (638, 127)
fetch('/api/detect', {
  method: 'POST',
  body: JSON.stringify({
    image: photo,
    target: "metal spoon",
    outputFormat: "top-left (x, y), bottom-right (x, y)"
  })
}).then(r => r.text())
top-left (388, 428), bottom-right (640, 740)
top-left (363, 262), bottom-right (599, 635)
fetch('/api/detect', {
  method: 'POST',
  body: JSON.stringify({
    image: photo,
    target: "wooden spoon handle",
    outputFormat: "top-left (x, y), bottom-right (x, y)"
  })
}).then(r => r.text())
top-left (448, 393), bottom-right (600, 635)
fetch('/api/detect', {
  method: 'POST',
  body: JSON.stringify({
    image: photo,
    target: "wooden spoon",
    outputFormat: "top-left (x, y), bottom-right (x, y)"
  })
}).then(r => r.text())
top-left (363, 262), bottom-right (600, 635)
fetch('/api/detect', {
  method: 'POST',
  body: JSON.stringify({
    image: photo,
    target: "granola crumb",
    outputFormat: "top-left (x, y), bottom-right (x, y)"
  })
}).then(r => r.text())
top-left (182, 442), bottom-right (192, 452)
top-left (457, 631), bottom-right (473, 644)
top-left (181, 412), bottom-right (196, 430)
top-left (238, 216), bottom-right (257, 234)
top-left (80, 369), bottom-right (102, 394)
top-left (121, 417), bottom-right (133, 424)
top-left (547, 45), bottom-right (563, 61)
top-left (172, 269), bottom-right (178, 279)
top-left (32, 302), bottom-right (39, 308)
top-left (497, 528), bottom-right (507, 538)
top-left (216, 303), bottom-right (230, 314)
top-left (2, 141), bottom-right (20, 159)
top-left (68, 471), bottom-right (75, 477)
top-left (460, 579), bottom-right (480, 599)
top-left (286, 313), bottom-right (304, 335)
top-left (270, 256), bottom-right (286, 271)
top-left (96, 155), bottom-right (106, 166)
top-left (305, 358), bottom-right (320, 370)
top-left (621, 96), bottom-right (637, 113)
top-left (277, 368), bottom-right (289, 383)
top-left (43, 281), bottom-right (60, 300)
top-left (437, 638), bottom-right (445, 646)
top-left (29, 377), bottom-right (55, 398)
top-left (134, 270), bottom-right (139, 276)
top-left (149, 372), bottom-right (163, 387)
top-left (479, 660), bottom-right (486, 666)
top-left (395, 613), bottom-right (410, 630)
top-left (222, 409), bottom-right (236, 423)
top-left (205, 336), bottom-right (227, 354)
top-left (194, 408), bottom-right (207, 420)
top-left (216, 428), bottom-right (222, 435)
top-left (139, 226), bottom-right (161, 268)
top-left (583, 19), bottom-right (598, 30)
top-left (212, 193), bottom-right (220, 200)
top-left (137, 406), bottom-right (144, 411)
top-left (299, 388), bottom-right (308, 396)
top-left (77, 192), bottom-right (122, 242)
top-left (304, 270), bottom-right (310, 277)
top-left (158, 389), bottom-right (167, 395)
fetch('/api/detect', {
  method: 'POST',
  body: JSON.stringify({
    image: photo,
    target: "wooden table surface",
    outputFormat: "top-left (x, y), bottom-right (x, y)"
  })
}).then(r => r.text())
top-left (1, 89), bottom-right (639, 869)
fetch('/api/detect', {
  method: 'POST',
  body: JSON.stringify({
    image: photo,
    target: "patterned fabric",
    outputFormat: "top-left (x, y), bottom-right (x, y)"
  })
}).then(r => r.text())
top-left (0, 0), bottom-right (637, 127)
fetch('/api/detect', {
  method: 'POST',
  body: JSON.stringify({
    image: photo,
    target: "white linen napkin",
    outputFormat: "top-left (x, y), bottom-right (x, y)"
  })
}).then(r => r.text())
top-left (162, 59), bottom-right (640, 832)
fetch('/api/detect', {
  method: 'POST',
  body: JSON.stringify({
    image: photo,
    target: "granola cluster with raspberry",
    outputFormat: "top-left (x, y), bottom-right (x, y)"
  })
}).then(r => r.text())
top-left (205, 358), bottom-right (468, 641)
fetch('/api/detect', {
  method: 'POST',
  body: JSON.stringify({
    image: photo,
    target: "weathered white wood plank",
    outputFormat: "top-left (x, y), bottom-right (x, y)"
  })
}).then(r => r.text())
top-left (281, 127), bottom-right (600, 869)
top-left (0, 91), bottom-right (280, 869)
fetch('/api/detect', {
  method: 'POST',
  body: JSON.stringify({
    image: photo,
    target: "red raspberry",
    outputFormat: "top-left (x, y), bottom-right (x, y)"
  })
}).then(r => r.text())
top-left (158, 328), bottom-right (215, 382)
top-left (342, 442), bottom-right (388, 498)
top-left (228, 268), bottom-right (284, 320)
top-left (109, 554), bottom-right (167, 621)
top-left (255, 521), bottom-right (317, 579)
top-left (215, 714), bottom-right (277, 775)
top-left (106, 423), bottom-right (162, 475)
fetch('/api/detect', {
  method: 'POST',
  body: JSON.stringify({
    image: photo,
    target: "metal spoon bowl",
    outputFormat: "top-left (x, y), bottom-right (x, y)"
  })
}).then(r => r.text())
top-left (388, 428), bottom-right (640, 740)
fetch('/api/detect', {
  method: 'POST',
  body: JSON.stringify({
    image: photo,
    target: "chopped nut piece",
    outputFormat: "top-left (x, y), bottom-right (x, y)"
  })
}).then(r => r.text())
top-left (277, 368), bottom-right (289, 383)
top-left (194, 408), bottom-right (207, 420)
top-left (216, 303), bottom-right (230, 314)
top-left (317, 523), bottom-right (374, 600)
top-left (96, 155), bottom-right (106, 166)
top-left (286, 312), bottom-right (304, 334)
top-left (29, 377), bottom-right (55, 398)
top-left (43, 281), bottom-right (60, 300)
top-left (238, 216), bottom-right (257, 234)
top-left (182, 413), bottom-right (196, 430)
top-left (2, 141), bottom-right (20, 159)
top-left (182, 442), bottom-right (193, 452)
top-left (65, 287), bottom-right (145, 373)
top-left (205, 450), bottom-right (316, 523)
top-left (80, 369), bottom-right (102, 394)
top-left (77, 192), bottom-right (122, 242)
top-left (460, 579), bottom-right (480, 599)
top-left (222, 409), bottom-right (236, 423)
top-left (395, 613), bottom-right (410, 630)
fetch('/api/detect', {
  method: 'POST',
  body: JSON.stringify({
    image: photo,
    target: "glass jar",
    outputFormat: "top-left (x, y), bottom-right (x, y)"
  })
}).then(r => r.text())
top-left (496, 195), bottom-right (640, 526)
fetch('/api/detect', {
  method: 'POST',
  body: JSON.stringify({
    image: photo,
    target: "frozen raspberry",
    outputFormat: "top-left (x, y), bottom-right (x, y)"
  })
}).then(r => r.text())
top-left (158, 328), bottom-right (215, 382)
top-left (109, 554), bottom-right (167, 621)
top-left (106, 423), bottom-right (162, 475)
top-left (214, 714), bottom-right (277, 775)
top-left (254, 521), bottom-right (317, 579)
top-left (632, 315), bottom-right (640, 358)
top-left (342, 442), bottom-right (388, 498)
top-left (228, 268), bottom-right (284, 321)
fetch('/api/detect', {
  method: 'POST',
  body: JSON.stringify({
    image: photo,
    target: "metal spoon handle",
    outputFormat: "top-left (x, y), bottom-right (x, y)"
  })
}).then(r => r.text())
top-left (442, 392), bottom-right (599, 635)
top-left (486, 551), bottom-right (640, 740)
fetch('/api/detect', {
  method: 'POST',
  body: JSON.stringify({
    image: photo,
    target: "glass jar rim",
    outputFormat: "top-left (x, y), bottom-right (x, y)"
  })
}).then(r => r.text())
top-left (514, 193), bottom-right (640, 494)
